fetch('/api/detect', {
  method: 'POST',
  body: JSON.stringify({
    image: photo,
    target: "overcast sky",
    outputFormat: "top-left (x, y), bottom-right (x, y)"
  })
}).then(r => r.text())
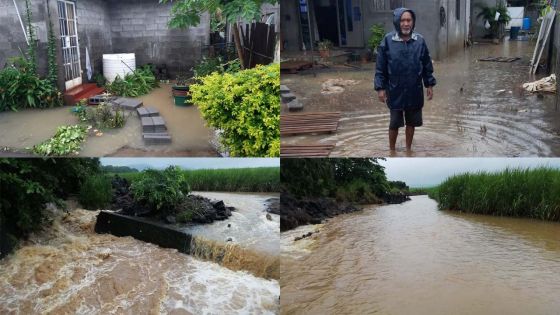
top-left (380, 158), bottom-right (560, 188)
top-left (100, 158), bottom-right (279, 170)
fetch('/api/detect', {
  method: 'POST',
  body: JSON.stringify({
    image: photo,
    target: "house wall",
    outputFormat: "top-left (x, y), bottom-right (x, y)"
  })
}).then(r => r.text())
top-left (0, 0), bottom-right (49, 76)
top-left (471, 0), bottom-right (505, 39)
top-left (280, 0), bottom-right (302, 51)
top-left (108, 0), bottom-right (209, 78)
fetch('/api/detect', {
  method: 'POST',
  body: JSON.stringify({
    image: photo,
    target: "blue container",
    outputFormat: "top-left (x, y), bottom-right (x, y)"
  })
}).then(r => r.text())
top-left (522, 17), bottom-right (531, 30)
top-left (510, 27), bottom-right (520, 40)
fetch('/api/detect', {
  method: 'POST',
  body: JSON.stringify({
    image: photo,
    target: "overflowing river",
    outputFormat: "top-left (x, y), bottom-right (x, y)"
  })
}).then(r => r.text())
top-left (0, 208), bottom-right (279, 314)
top-left (281, 196), bottom-right (560, 315)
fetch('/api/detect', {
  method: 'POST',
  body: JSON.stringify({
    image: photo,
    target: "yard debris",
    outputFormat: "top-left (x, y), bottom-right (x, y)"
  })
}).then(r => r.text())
top-left (321, 79), bottom-right (360, 95)
top-left (522, 74), bottom-right (556, 93)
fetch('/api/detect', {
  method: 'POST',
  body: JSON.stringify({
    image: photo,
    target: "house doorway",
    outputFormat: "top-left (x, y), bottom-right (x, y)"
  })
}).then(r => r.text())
top-left (57, 0), bottom-right (82, 90)
top-left (314, 0), bottom-right (340, 46)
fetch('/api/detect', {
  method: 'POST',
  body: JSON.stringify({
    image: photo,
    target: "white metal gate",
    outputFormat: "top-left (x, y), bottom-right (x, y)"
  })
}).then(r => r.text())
top-left (57, 0), bottom-right (81, 90)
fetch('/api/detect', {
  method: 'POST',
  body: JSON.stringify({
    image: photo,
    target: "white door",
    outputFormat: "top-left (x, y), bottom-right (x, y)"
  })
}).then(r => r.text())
top-left (57, 0), bottom-right (81, 90)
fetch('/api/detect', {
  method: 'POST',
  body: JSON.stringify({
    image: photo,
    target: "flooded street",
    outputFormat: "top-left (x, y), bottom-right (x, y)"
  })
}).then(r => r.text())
top-left (186, 192), bottom-right (280, 256)
top-left (0, 209), bottom-right (279, 315)
top-left (281, 41), bottom-right (560, 156)
top-left (281, 196), bottom-right (560, 315)
top-left (0, 84), bottom-right (216, 157)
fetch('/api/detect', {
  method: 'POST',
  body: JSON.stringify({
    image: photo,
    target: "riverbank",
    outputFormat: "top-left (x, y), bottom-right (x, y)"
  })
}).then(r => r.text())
top-left (281, 196), bottom-right (560, 315)
top-left (429, 167), bottom-right (560, 221)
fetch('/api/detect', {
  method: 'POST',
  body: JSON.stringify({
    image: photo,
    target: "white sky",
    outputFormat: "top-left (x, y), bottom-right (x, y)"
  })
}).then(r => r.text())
top-left (100, 158), bottom-right (279, 170)
top-left (380, 158), bottom-right (560, 188)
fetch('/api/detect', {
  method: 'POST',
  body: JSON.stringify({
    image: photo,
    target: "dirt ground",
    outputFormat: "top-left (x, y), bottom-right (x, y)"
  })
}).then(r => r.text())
top-left (281, 40), bottom-right (560, 157)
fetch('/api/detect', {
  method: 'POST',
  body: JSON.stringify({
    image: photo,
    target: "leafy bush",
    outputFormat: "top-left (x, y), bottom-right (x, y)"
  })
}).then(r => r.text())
top-left (105, 66), bottom-right (158, 97)
top-left (0, 57), bottom-right (63, 112)
top-left (32, 125), bottom-right (88, 156)
top-left (79, 175), bottom-right (112, 209)
top-left (193, 57), bottom-right (241, 79)
top-left (190, 63), bottom-right (280, 157)
top-left (131, 166), bottom-right (191, 214)
top-left (368, 24), bottom-right (385, 52)
top-left (83, 102), bottom-right (127, 129)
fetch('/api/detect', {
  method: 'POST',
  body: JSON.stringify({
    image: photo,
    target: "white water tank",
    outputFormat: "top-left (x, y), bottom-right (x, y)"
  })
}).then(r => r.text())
top-left (103, 53), bottom-right (136, 83)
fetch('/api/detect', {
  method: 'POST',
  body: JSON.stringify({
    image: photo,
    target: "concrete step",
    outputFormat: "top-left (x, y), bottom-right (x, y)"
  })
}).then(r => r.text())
top-left (113, 97), bottom-right (143, 110)
top-left (280, 85), bottom-right (290, 94)
top-left (137, 107), bottom-right (160, 118)
top-left (281, 92), bottom-right (296, 103)
top-left (287, 99), bottom-right (303, 111)
top-left (63, 83), bottom-right (105, 106)
top-left (141, 117), bottom-right (155, 133)
top-left (152, 116), bottom-right (167, 133)
top-left (143, 132), bottom-right (172, 144)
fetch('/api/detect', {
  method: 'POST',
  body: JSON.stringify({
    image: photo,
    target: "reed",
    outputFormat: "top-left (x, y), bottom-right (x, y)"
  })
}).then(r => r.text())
top-left (182, 167), bottom-right (280, 192)
top-left (431, 167), bottom-right (560, 221)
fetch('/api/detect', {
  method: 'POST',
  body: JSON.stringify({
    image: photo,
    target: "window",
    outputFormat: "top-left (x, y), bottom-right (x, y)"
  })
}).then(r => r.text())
top-left (370, 0), bottom-right (404, 12)
top-left (456, 0), bottom-right (460, 20)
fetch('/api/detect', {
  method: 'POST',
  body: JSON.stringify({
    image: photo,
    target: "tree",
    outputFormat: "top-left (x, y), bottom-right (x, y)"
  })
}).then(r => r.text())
top-left (160, 0), bottom-right (279, 69)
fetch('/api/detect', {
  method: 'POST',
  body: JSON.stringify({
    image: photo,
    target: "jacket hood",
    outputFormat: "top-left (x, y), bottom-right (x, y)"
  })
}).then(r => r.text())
top-left (393, 7), bottom-right (416, 34)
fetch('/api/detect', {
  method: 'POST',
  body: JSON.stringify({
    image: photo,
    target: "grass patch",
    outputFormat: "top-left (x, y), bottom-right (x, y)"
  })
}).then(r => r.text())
top-left (430, 167), bottom-right (560, 221)
top-left (79, 174), bottom-right (112, 209)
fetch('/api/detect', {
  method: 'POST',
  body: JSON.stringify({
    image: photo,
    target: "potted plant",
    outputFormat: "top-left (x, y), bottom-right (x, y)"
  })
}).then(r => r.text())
top-left (476, 4), bottom-right (511, 42)
top-left (172, 75), bottom-right (193, 106)
top-left (317, 40), bottom-right (333, 58)
top-left (368, 23), bottom-right (385, 62)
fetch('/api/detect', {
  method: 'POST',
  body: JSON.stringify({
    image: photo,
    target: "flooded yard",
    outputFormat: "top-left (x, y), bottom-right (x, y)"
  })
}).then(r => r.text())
top-left (281, 40), bottom-right (560, 157)
top-left (0, 84), bottom-right (216, 157)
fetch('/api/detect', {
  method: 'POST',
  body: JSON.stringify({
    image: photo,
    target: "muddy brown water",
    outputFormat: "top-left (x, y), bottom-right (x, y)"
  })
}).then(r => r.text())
top-left (0, 84), bottom-right (215, 156)
top-left (281, 195), bottom-right (560, 315)
top-left (281, 41), bottom-right (560, 157)
top-left (0, 209), bottom-right (279, 314)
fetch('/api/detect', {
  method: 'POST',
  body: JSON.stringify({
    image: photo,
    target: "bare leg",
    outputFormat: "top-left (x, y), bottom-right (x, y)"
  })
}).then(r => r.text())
top-left (389, 128), bottom-right (399, 151)
top-left (405, 126), bottom-right (415, 151)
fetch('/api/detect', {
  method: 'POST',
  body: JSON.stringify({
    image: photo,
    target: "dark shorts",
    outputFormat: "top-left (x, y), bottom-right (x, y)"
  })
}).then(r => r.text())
top-left (389, 108), bottom-right (423, 129)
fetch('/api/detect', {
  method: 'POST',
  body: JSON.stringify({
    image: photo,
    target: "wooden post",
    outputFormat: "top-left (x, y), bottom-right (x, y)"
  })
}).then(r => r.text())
top-left (233, 22), bottom-right (245, 69)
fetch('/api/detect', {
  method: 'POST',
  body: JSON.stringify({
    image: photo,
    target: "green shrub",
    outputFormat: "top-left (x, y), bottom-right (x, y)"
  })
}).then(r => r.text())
top-left (368, 24), bottom-right (385, 52)
top-left (79, 175), bottom-right (112, 209)
top-left (32, 125), bottom-right (88, 156)
top-left (131, 166), bottom-right (191, 214)
top-left (193, 57), bottom-right (241, 79)
top-left (0, 57), bottom-right (63, 112)
top-left (105, 66), bottom-right (158, 97)
top-left (83, 102), bottom-right (127, 129)
top-left (190, 63), bottom-right (280, 157)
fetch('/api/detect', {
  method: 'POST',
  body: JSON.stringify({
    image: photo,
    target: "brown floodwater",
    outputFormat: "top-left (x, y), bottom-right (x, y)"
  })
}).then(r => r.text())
top-left (281, 41), bottom-right (560, 157)
top-left (0, 209), bottom-right (279, 314)
top-left (281, 195), bottom-right (560, 315)
top-left (0, 84), bottom-right (215, 156)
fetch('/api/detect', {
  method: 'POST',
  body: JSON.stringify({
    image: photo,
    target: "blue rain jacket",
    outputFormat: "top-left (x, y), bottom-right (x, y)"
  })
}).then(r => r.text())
top-left (374, 8), bottom-right (436, 110)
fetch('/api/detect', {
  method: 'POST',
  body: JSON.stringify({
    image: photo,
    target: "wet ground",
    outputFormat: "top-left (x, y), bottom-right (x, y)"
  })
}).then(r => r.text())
top-left (0, 84), bottom-right (216, 157)
top-left (281, 196), bottom-right (560, 314)
top-left (281, 41), bottom-right (560, 157)
top-left (0, 208), bottom-right (279, 314)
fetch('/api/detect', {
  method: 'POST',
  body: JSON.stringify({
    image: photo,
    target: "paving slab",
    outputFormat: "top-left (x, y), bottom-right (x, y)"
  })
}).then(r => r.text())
top-left (287, 99), bottom-right (303, 111)
top-left (152, 116), bottom-right (167, 132)
top-left (137, 107), bottom-right (160, 118)
top-left (113, 97), bottom-right (143, 110)
top-left (141, 117), bottom-right (155, 133)
top-left (280, 85), bottom-right (290, 94)
top-left (281, 92), bottom-right (296, 103)
top-left (143, 132), bottom-right (172, 144)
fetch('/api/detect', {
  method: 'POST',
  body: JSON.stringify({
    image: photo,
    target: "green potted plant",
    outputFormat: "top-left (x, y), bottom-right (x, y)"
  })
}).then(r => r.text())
top-left (172, 75), bottom-right (193, 106)
top-left (368, 24), bottom-right (385, 61)
top-left (317, 40), bottom-right (333, 58)
top-left (476, 4), bottom-right (511, 41)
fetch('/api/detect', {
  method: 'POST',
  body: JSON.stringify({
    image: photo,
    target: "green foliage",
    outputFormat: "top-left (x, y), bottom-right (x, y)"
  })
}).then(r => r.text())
top-left (476, 4), bottom-right (512, 38)
top-left (0, 57), bottom-right (63, 112)
top-left (317, 39), bottom-right (333, 50)
top-left (79, 175), bottom-right (112, 210)
top-left (32, 125), bottom-right (88, 156)
top-left (46, 6), bottom-right (57, 87)
top-left (193, 57), bottom-right (241, 79)
top-left (160, 0), bottom-right (279, 29)
top-left (190, 63), bottom-right (280, 157)
top-left (431, 168), bottom-right (560, 221)
top-left (131, 166), bottom-right (191, 214)
top-left (94, 73), bottom-right (106, 87)
top-left (105, 66), bottom-right (158, 97)
top-left (335, 180), bottom-right (381, 204)
top-left (102, 165), bottom-right (139, 173)
top-left (368, 24), bottom-right (385, 52)
top-left (24, 0), bottom-right (36, 76)
top-left (184, 167), bottom-right (279, 192)
top-left (0, 158), bottom-right (101, 251)
top-left (81, 102), bottom-right (127, 129)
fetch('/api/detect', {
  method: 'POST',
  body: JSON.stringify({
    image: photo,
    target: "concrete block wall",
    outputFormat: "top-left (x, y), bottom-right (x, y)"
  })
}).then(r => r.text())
top-left (0, 0), bottom-right (49, 76)
top-left (109, 0), bottom-right (210, 78)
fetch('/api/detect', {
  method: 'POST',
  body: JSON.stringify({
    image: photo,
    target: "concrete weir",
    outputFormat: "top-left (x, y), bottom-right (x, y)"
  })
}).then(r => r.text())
top-left (94, 211), bottom-right (192, 254)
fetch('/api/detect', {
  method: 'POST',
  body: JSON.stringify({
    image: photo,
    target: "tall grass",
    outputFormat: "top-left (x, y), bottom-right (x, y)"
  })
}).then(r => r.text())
top-left (431, 168), bottom-right (560, 221)
top-left (114, 167), bottom-right (279, 192)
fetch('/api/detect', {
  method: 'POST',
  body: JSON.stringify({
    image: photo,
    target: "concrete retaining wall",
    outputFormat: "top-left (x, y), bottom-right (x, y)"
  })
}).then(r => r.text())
top-left (95, 211), bottom-right (193, 254)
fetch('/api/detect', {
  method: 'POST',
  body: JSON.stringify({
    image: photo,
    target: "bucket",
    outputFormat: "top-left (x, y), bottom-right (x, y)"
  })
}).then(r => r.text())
top-left (173, 95), bottom-right (192, 106)
top-left (510, 27), bottom-right (520, 40)
top-left (522, 17), bottom-right (531, 30)
top-left (103, 53), bottom-right (136, 83)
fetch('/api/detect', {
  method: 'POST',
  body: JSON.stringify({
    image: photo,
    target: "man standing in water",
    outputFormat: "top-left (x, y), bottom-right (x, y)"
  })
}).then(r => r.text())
top-left (374, 7), bottom-right (436, 153)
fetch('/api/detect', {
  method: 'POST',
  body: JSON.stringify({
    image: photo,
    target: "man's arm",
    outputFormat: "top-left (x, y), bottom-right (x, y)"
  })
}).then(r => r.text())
top-left (421, 41), bottom-right (436, 91)
top-left (374, 36), bottom-right (388, 102)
